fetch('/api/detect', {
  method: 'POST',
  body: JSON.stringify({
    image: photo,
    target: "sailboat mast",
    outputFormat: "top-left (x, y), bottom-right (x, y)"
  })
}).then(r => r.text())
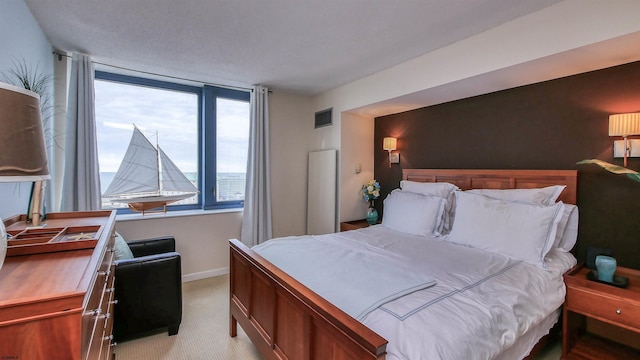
top-left (156, 130), bottom-right (162, 193)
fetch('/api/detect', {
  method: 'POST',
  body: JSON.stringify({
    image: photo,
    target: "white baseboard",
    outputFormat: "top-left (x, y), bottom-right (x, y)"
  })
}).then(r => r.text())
top-left (182, 267), bottom-right (229, 283)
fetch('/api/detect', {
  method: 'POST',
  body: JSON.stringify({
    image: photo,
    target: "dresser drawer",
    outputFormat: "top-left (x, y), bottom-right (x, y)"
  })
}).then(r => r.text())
top-left (567, 285), bottom-right (640, 330)
top-left (100, 298), bottom-right (116, 360)
top-left (83, 236), bottom-right (116, 360)
top-left (82, 269), bottom-right (108, 357)
top-left (87, 306), bottom-right (110, 359)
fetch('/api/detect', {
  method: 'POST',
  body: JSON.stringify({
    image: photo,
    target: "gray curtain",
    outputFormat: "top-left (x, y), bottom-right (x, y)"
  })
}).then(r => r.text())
top-left (60, 53), bottom-right (101, 211)
top-left (241, 85), bottom-right (272, 246)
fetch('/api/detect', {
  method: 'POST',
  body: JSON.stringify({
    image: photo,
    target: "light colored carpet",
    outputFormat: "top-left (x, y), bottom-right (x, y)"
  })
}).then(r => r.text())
top-left (114, 275), bottom-right (261, 360)
top-left (114, 274), bottom-right (561, 359)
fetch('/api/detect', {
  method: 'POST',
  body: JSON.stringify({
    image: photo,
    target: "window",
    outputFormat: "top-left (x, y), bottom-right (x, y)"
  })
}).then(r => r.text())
top-left (95, 72), bottom-right (250, 212)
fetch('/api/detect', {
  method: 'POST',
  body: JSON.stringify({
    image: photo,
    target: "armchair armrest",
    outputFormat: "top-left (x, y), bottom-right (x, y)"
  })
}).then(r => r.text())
top-left (127, 236), bottom-right (176, 257)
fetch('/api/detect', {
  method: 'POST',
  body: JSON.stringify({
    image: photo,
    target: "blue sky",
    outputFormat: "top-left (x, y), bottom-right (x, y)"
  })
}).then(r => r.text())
top-left (95, 80), bottom-right (249, 174)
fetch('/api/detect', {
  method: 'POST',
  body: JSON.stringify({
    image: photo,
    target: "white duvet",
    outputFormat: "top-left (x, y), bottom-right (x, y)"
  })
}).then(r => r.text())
top-left (254, 233), bottom-right (437, 320)
top-left (255, 225), bottom-right (576, 360)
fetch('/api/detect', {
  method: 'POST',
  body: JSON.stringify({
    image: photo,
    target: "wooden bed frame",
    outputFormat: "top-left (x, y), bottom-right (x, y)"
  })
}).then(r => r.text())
top-left (229, 169), bottom-right (578, 360)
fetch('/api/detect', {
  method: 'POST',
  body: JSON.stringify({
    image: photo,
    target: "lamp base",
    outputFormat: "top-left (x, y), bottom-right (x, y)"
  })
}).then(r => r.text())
top-left (28, 180), bottom-right (45, 226)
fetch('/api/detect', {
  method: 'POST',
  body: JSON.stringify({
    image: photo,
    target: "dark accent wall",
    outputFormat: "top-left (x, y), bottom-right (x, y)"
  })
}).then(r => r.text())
top-left (375, 61), bottom-right (640, 269)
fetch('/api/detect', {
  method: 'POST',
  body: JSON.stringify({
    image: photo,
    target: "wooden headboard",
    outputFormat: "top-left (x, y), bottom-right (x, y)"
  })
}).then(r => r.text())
top-left (402, 169), bottom-right (578, 205)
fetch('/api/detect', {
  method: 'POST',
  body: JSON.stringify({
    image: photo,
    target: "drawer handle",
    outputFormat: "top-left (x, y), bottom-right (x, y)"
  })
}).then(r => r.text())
top-left (111, 342), bottom-right (118, 347)
top-left (110, 299), bottom-right (119, 305)
top-left (616, 309), bottom-right (622, 315)
top-left (105, 287), bottom-right (116, 293)
top-left (103, 334), bottom-right (114, 342)
top-left (98, 270), bottom-right (111, 277)
top-left (85, 308), bottom-right (102, 317)
top-left (98, 312), bottom-right (111, 320)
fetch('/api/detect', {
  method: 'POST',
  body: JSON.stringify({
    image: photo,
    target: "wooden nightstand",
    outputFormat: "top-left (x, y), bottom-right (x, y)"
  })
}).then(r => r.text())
top-left (340, 219), bottom-right (375, 232)
top-left (562, 263), bottom-right (640, 359)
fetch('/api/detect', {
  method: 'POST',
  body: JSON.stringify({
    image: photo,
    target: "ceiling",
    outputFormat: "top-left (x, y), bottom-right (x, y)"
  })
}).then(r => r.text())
top-left (24, 0), bottom-right (563, 95)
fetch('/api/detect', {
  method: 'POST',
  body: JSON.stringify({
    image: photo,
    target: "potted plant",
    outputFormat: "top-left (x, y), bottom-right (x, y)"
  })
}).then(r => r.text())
top-left (577, 159), bottom-right (640, 182)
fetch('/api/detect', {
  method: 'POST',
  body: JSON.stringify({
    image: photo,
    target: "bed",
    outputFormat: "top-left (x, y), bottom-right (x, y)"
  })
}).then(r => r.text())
top-left (229, 169), bottom-right (578, 359)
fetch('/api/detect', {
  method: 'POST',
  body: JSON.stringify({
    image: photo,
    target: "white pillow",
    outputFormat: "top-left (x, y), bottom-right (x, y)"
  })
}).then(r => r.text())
top-left (554, 204), bottom-right (579, 252)
top-left (400, 180), bottom-right (459, 198)
top-left (400, 180), bottom-right (459, 233)
top-left (447, 192), bottom-right (564, 268)
top-left (381, 190), bottom-right (446, 237)
top-left (466, 185), bottom-right (566, 206)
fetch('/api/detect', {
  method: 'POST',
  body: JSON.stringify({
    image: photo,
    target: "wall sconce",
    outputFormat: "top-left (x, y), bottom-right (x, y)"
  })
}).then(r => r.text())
top-left (383, 137), bottom-right (399, 167)
top-left (609, 112), bottom-right (640, 167)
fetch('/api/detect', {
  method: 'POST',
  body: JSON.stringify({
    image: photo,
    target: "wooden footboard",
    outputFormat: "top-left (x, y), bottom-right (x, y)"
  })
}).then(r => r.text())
top-left (229, 239), bottom-right (387, 360)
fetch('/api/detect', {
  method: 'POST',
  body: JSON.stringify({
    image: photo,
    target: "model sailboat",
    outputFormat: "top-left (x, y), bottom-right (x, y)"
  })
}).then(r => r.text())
top-left (103, 126), bottom-right (198, 213)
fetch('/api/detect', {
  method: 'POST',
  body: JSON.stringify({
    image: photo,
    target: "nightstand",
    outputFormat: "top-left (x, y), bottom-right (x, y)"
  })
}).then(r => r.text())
top-left (340, 219), bottom-right (375, 232)
top-left (562, 263), bottom-right (640, 359)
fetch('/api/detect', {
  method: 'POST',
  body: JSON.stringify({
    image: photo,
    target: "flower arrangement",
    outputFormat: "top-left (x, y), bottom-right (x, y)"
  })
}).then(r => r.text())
top-left (362, 180), bottom-right (381, 202)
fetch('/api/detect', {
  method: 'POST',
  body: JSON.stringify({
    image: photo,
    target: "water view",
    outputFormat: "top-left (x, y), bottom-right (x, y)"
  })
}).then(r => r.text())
top-left (100, 172), bottom-right (245, 209)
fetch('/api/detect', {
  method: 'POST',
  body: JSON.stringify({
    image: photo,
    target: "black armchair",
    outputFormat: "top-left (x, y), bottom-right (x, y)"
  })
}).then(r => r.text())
top-left (113, 236), bottom-right (182, 342)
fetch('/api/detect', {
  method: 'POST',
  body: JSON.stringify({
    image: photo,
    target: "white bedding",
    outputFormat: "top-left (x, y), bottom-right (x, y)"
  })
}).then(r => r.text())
top-left (254, 224), bottom-right (576, 360)
top-left (253, 234), bottom-right (437, 320)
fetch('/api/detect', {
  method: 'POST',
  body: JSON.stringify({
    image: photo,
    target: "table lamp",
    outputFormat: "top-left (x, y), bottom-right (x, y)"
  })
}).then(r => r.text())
top-left (0, 81), bottom-right (50, 270)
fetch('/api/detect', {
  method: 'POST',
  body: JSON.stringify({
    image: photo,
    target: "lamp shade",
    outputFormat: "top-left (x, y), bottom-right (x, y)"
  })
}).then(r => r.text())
top-left (383, 137), bottom-right (397, 151)
top-left (609, 112), bottom-right (640, 137)
top-left (0, 81), bottom-right (50, 182)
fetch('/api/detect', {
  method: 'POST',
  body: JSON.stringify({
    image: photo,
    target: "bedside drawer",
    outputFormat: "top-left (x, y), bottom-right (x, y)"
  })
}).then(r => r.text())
top-left (567, 286), bottom-right (640, 330)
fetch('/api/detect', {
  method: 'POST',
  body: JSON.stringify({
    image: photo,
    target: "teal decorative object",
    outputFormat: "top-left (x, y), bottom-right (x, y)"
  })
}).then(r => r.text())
top-left (366, 204), bottom-right (378, 225)
top-left (595, 255), bottom-right (617, 283)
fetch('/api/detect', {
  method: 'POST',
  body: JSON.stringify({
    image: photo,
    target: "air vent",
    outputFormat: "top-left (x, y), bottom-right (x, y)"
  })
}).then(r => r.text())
top-left (314, 108), bottom-right (332, 128)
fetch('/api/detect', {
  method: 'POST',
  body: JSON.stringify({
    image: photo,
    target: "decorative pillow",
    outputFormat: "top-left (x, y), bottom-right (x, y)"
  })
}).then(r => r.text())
top-left (554, 204), bottom-right (579, 252)
top-left (466, 185), bottom-right (566, 206)
top-left (447, 192), bottom-right (564, 268)
top-left (114, 232), bottom-right (134, 260)
top-left (381, 190), bottom-right (446, 237)
top-left (400, 180), bottom-right (459, 233)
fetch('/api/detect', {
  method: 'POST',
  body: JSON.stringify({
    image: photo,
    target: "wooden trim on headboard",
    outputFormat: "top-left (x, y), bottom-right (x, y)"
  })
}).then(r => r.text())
top-left (402, 169), bottom-right (578, 205)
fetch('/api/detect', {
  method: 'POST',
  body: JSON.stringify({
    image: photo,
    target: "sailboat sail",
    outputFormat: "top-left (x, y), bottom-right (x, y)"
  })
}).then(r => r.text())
top-left (103, 127), bottom-right (159, 197)
top-left (159, 147), bottom-right (198, 192)
top-left (103, 126), bottom-right (198, 207)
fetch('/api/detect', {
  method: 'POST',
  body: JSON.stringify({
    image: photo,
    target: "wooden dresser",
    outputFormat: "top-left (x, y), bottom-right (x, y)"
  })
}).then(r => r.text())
top-left (0, 210), bottom-right (117, 360)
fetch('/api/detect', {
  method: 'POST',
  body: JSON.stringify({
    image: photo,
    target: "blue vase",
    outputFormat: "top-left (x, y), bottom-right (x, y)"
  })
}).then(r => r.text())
top-left (595, 255), bottom-right (616, 283)
top-left (366, 206), bottom-right (378, 225)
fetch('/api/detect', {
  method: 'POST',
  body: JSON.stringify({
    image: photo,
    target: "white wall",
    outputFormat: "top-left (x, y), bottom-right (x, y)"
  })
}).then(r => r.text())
top-left (115, 211), bottom-right (243, 281)
top-left (310, 0), bottom-right (640, 222)
top-left (340, 112), bottom-right (374, 222)
top-left (269, 91), bottom-right (313, 238)
top-left (0, 0), bottom-right (54, 219)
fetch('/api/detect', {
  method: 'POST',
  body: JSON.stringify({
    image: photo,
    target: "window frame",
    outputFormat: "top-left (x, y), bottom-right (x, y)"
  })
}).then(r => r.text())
top-left (202, 85), bottom-right (250, 210)
top-left (94, 71), bottom-right (250, 213)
